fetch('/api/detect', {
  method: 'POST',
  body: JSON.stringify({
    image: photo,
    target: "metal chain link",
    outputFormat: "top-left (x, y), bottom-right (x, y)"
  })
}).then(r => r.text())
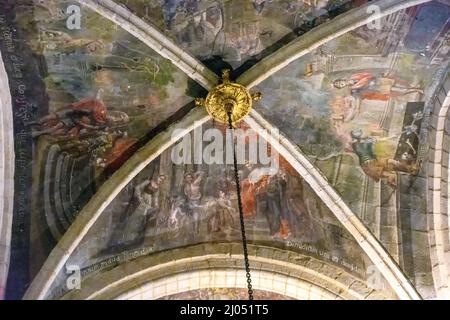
top-left (227, 112), bottom-right (254, 301)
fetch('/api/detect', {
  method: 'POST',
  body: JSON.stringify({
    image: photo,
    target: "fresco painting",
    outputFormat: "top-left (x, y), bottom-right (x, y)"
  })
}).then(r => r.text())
top-left (254, 3), bottom-right (448, 198)
top-left (1, 0), bottom-right (449, 300)
top-left (249, 4), bottom-right (450, 282)
top-left (2, 2), bottom-right (194, 282)
top-left (116, 0), bottom-right (363, 67)
top-left (54, 121), bottom-right (372, 299)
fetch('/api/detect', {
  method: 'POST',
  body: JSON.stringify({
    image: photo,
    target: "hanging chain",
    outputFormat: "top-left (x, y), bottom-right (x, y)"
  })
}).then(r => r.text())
top-left (227, 111), bottom-right (254, 301)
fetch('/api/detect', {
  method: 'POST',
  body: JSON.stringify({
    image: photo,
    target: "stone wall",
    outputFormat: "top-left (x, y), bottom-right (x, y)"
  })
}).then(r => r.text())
top-left (427, 69), bottom-right (450, 298)
top-left (0, 51), bottom-right (15, 299)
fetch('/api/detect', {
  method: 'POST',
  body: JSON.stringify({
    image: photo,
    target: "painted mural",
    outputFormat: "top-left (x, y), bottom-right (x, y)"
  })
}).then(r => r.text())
top-left (1, 1), bottom-right (194, 298)
top-left (27, 3), bottom-right (193, 262)
top-left (253, 2), bottom-right (450, 296)
top-left (46, 121), bottom-right (375, 299)
top-left (253, 3), bottom-right (449, 219)
top-left (254, 9), bottom-right (440, 188)
top-left (116, 0), bottom-right (364, 67)
top-left (2, 0), bottom-right (449, 300)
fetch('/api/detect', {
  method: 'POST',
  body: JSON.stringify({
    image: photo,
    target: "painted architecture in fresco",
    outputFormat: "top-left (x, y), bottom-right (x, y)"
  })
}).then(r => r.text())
top-left (1, 0), bottom-right (450, 300)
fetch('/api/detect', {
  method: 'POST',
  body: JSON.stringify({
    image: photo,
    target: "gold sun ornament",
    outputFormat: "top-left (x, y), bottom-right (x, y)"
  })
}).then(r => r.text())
top-left (195, 69), bottom-right (262, 126)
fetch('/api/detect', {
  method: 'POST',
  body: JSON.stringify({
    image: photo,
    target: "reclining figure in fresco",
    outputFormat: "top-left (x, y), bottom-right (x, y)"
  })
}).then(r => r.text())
top-left (28, 97), bottom-right (129, 138)
top-left (332, 72), bottom-right (424, 122)
top-left (350, 130), bottom-right (419, 188)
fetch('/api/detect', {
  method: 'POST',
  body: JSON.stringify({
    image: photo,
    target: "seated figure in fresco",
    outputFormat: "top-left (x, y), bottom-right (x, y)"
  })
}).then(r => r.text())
top-left (183, 171), bottom-right (205, 236)
top-left (332, 72), bottom-right (424, 121)
top-left (109, 175), bottom-right (166, 250)
top-left (28, 97), bottom-right (129, 138)
top-left (207, 190), bottom-right (236, 238)
top-left (350, 130), bottom-right (418, 188)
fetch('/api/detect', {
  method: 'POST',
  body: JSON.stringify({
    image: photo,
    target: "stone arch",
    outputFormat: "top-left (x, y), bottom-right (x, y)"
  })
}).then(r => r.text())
top-left (427, 70), bottom-right (450, 298)
top-left (59, 243), bottom-right (394, 300)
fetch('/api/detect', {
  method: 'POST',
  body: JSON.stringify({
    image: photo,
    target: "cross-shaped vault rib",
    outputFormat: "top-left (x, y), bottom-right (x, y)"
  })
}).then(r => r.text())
top-left (24, 0), bottom-right (429, 300)
top-left (76, 0), bottom-right (220, 90)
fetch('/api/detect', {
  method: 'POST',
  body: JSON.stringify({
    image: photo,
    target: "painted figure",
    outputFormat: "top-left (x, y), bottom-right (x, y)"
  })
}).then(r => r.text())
top-left (29, 97), bottom-right (129, 137)
top-left (332, 72), bottom-right (423, 121)
top-left (333, 72), bottom-right (424, 100)
top-left (110, 175), bottom-right (166, 249)
top-left (258, 172), bottom-right (292, 239)
top-left (208, 190), bottom-right (236, 236)
top-left (184, 171), bottom-right (204, 204)
top-left (282, 169), bottom-right (314, 239)
top-left (351, 130), bottom-right (418, 187)
top-left (240, 163), bottom-right (271, 217)
top-left (183, 171), bottom-right (204, 235)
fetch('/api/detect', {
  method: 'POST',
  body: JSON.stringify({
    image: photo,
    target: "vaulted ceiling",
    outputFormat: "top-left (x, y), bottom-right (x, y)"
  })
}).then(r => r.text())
top-left (1, 0), bottom-right (450, 300)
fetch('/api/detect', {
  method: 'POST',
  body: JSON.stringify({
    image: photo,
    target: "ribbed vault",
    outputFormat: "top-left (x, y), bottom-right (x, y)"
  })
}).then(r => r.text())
top-left (1, 0), bottom-right (449, 300)
top-left (23, 0), bottom-right (427, 300)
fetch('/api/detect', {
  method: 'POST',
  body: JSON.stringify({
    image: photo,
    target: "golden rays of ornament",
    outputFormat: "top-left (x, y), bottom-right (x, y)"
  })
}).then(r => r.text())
top-left (195, 69), bottom-right (262, 126)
